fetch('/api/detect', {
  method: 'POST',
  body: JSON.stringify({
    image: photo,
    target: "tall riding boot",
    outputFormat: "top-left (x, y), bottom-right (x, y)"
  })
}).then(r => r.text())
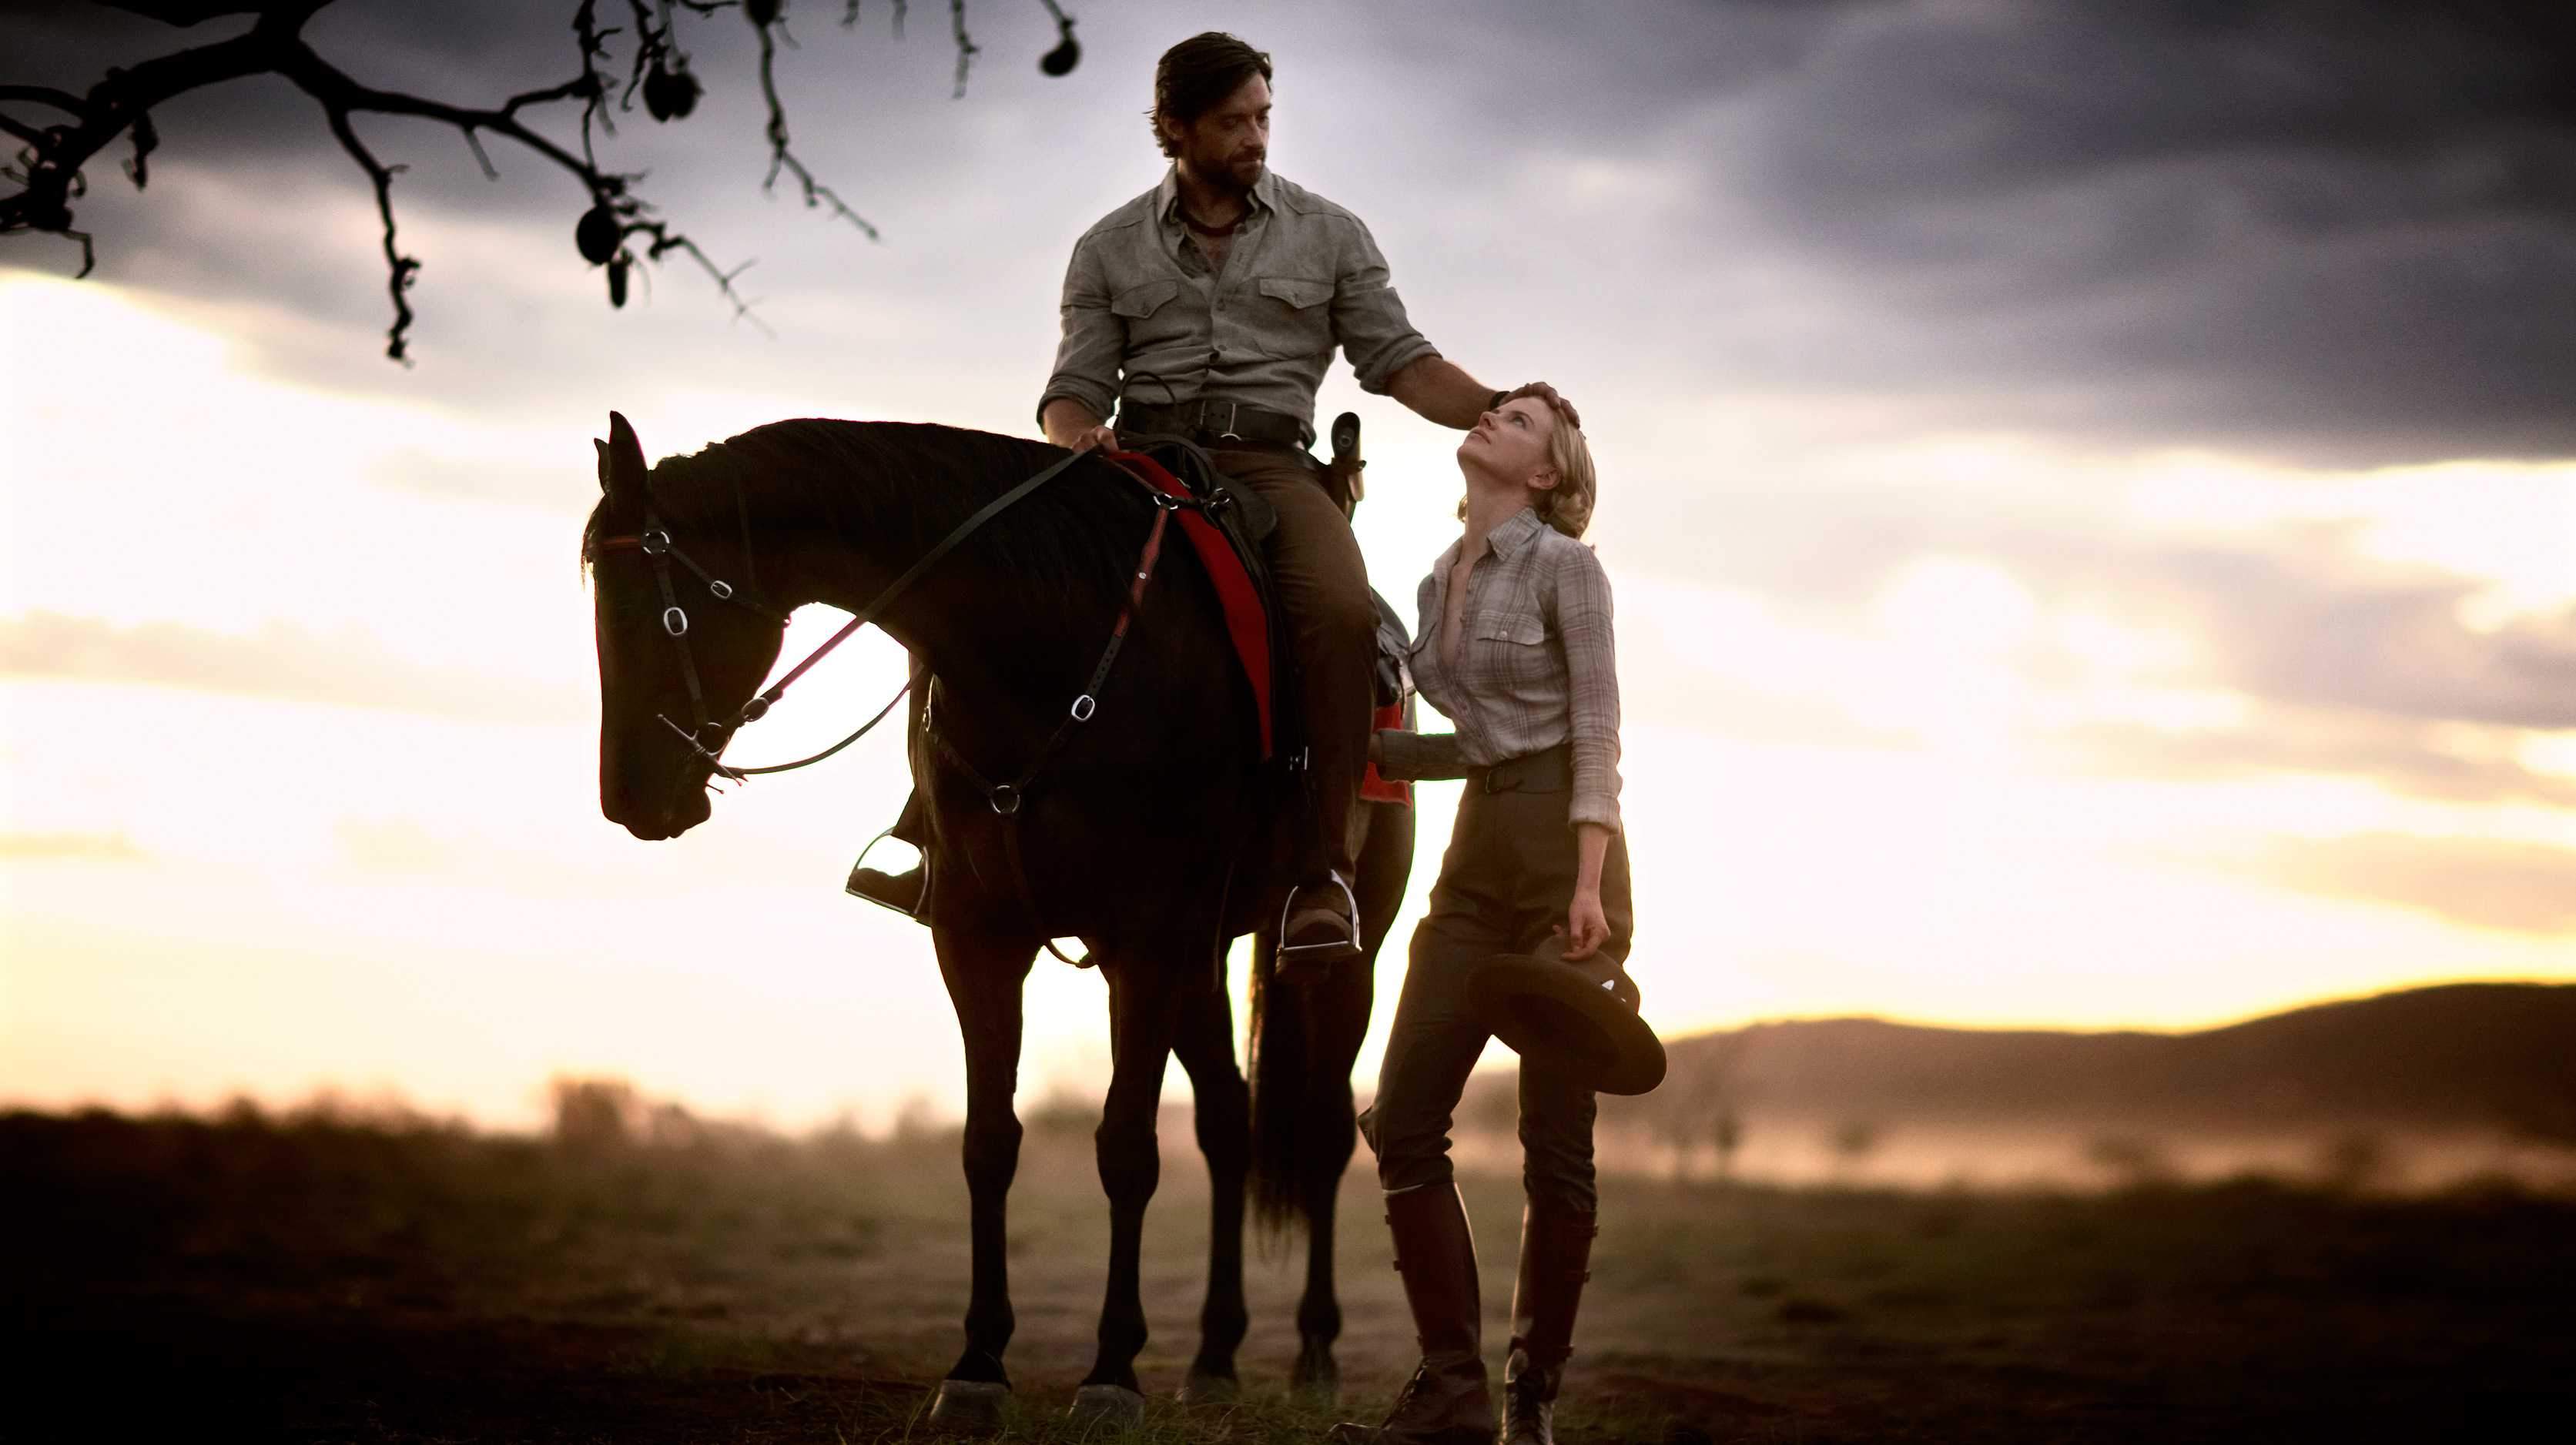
top-left (1499, 1204), bottom-right (1596, 1445)
top-left (1327, 1184), bottom-right (1492, 1445)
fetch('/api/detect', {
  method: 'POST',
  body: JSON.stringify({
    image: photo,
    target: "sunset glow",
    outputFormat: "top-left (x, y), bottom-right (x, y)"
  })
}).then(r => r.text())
top-left (6, 0), bottom-right (2571, 1133)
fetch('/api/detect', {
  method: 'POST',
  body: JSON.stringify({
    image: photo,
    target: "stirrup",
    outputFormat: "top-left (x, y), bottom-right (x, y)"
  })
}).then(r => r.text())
top-left (843, 826), bottom-right (927, 922)
top-left (1278, 871), bottom-right (1362, 964)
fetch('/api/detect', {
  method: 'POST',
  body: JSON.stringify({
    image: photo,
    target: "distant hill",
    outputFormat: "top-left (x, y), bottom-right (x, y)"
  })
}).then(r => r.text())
top-left (1460, 982), bottom-right (2576, 1146)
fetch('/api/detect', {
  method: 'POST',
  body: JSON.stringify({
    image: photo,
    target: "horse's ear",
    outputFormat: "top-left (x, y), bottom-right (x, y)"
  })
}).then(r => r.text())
top-left (604, 410), bottom-right (647, 507)
top-left (593, 437), bottom-right (610, 493)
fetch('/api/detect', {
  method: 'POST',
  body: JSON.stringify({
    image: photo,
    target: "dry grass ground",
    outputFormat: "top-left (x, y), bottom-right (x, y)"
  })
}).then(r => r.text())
top-left (10, 1106), bottom-right (2573, 1442)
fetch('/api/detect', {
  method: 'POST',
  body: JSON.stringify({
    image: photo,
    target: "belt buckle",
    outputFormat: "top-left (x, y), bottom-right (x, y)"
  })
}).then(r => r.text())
top-left (1216, 400), bottom-right (1243, 443)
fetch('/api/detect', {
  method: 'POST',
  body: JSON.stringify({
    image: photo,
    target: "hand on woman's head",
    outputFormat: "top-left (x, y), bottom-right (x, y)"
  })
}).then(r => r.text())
top-left (1499, 381), bottom-right (1579, 430)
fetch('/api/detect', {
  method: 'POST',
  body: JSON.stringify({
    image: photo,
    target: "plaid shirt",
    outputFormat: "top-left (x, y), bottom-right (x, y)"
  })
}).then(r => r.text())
top-left (1036, 167), bottom-right (1441, 443)
top-left (1378, 508), bottom-right (1624, 834)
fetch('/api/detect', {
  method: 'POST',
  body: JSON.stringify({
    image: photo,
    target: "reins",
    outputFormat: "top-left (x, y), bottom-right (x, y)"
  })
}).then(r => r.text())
top-left (594, 447), bottom-right (1092, 781)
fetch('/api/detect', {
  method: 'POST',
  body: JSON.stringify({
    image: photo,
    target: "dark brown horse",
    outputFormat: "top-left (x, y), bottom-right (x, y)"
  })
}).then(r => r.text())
top-left (583, 413), bottom-right (1410, 1428)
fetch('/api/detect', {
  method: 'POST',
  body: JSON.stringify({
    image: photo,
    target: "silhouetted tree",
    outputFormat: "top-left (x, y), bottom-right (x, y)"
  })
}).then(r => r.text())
top-left (1827, 1119), bottom-right (1880, 1182)
top-left (1711, 1105), bottom-right (1744, 1183)
top-left (2, 0), bottom-right (1082, 360)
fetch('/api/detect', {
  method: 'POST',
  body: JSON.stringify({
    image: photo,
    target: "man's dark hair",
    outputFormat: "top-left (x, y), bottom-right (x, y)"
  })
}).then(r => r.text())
top-left (1150, 32), bottom-right (1272, 158)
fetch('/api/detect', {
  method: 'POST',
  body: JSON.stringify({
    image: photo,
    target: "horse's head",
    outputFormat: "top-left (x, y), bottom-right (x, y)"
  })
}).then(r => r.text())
top-left (585, 412), bottom-right (786, 841)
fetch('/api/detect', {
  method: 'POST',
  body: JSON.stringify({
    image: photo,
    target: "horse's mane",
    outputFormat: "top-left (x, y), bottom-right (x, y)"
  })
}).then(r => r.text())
top-left (582, 419), bottom-right (1147, 602)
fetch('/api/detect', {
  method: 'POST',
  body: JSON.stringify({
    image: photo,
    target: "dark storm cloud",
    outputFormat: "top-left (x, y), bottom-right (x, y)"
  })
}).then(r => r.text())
top-left (9, 0), bottom-right (2575, 462)
top-left (1721, 0), bottom-right (2576, 463)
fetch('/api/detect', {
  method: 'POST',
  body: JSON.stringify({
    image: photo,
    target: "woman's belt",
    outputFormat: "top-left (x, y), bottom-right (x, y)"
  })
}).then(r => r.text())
top-left (1117, 398), bottom-right (1311, 451)
top-left (1466, 742), bottom-right (1572, 795)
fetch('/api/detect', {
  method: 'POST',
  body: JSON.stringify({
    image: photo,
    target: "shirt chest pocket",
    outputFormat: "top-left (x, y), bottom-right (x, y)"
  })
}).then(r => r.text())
top-left (1112, 279), bottom-right (1191, 348)
top-left (1252, 276), bottom-right (1335, 359)
top-left (1472, 613), bottom-right (1546, 647)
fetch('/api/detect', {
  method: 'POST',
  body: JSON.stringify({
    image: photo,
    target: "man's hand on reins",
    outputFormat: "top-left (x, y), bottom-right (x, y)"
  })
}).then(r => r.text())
top-left (1041, 397), bottom-right (1118, 454)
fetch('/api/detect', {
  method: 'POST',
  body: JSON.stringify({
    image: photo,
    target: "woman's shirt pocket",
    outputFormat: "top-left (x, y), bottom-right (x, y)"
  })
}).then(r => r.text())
top-left (1461, 609), bottom-right (1556, 705)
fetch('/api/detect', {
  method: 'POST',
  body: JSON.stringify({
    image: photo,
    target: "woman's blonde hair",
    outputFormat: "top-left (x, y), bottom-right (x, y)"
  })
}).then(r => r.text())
top-left (1459, 408), bottom-right (1599, 539)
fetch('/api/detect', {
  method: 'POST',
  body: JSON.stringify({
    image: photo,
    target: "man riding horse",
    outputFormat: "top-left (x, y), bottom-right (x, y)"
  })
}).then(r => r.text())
top-left (849, 31), bottom-right (1579, 965)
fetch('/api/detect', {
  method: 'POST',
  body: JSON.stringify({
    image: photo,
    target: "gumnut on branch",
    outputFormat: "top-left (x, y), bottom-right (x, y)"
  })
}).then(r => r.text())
top-left (0, 0), bottom-right (1083, 362)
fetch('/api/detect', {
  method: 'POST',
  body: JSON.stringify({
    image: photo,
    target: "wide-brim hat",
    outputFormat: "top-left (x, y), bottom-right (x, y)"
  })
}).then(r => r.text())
top-left (1469, 935), bottom-right (1665, 1096)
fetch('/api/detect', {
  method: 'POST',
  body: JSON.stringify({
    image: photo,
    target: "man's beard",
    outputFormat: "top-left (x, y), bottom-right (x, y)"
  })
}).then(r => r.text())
top-left (1191, 145), bottom-right (1263, 194)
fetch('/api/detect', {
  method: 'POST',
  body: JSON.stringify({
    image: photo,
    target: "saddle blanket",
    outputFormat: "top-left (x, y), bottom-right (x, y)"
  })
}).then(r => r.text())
top-left (1104, 451), bottom-right (1275, 758)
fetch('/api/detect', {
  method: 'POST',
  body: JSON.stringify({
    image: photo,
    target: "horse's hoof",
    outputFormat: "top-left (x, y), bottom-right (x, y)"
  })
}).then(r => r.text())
top-left (927, 1378), bottom-right (1009, 1433)
top-left (1067, 1383), bottom-right (1147, 1431)
top-left (1176, 1364), bottom-right (1240, 1405)
top-left (1291, 1349), bottom-right (1339, 1407)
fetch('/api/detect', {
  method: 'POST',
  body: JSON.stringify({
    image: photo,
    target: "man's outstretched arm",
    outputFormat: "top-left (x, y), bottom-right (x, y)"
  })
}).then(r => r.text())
top-left (1388, 355), bottom-right (1582, 431)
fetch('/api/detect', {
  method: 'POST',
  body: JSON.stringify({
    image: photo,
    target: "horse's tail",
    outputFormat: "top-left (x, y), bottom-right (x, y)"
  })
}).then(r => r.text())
top-left (1246, 922), bottom-right (1310, 1243)
top-left (1248, 796), bottom-right (1410, 1245)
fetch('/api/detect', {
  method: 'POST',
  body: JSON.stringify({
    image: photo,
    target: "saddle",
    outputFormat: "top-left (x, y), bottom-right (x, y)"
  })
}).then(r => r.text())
top-left (1111, 436), bottom-right (1416, 792)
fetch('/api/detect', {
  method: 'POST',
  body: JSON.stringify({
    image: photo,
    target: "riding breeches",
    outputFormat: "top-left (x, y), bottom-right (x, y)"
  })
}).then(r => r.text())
top-left (1360, 781), bottom-right (1636, 1216)
top-left (1201, 443), bottom-right (1377, 884)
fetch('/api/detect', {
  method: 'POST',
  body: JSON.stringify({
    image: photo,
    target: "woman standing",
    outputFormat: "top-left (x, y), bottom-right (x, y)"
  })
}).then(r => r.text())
top-left (1333, 396), bottom-right (1629, 1445)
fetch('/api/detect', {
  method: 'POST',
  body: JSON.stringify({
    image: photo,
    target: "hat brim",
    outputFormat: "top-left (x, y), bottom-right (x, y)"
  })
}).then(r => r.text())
top-left (1469, 951), bottom-right (1666, 1097)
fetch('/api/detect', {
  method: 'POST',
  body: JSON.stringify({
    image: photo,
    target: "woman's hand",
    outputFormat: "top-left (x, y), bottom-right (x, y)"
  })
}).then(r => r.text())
top-left (1557, 885), bottom-right (1610, 961)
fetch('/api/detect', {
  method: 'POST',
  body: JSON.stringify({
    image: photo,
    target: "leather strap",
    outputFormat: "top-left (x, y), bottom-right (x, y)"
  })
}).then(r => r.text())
top-left (1118, 397), bottom-right (1310, 450)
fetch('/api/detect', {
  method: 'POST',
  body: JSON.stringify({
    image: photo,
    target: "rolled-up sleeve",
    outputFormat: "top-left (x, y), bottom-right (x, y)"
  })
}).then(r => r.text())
top-left (1375, 728), bottom-right (1467, 782)
top-left (1554, 547), bottom-right (1623, 834)
top-left (1036, 235), bottom-right (1122, 428)
top-left (1332, 218), bottom-right (1439, 396)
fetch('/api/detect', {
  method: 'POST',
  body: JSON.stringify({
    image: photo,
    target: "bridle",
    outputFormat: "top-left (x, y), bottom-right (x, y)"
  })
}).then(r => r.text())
top-left (598, 436), bottom-right (1241, 958)
top-left (592, 444), bottom-right (1172, 801)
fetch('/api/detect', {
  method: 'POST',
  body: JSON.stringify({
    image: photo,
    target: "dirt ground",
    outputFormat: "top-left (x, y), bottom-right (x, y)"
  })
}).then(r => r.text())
top-left (11, 1108), bottom-right (2573, 1442)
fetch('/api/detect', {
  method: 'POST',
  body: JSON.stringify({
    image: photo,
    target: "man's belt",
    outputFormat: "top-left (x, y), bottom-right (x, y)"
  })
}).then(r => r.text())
top-left (1118, 398), bottom-right (1311, 451)
top-left (1467, 742), bottom-right (1573, 795)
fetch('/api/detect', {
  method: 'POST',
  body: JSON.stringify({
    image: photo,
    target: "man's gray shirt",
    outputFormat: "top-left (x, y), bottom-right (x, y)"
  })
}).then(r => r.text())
top-left (1037, 166), bottom-right (1441, 443)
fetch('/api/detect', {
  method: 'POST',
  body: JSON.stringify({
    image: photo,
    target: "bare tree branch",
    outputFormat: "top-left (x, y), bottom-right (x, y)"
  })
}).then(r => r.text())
top-left (4, 0), bottom-right (1080, 361)
top-left (947, 0), bottom-right (978, 99)
top-left (753, 8), bottom-right (879, 239)
top-left (0, 28), bottom-right (278, 276)
top-left (0, 85), bottom-right (89, 115)
top-left (314, 99), bottom-right (418, 362)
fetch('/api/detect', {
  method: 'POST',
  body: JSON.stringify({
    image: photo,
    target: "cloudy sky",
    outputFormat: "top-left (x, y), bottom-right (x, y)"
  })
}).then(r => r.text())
top-left (5, 0), bottom-right (2571, 1130)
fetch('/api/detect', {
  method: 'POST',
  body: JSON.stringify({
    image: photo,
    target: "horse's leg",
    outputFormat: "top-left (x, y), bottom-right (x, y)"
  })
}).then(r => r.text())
top-left (1069, 952), bottom-right (1186, 1427)
top-left (1296, 799), bottom-right (1416, 1403)
top-left (1171, 958), bottom-right (1250, 1403)
top-left (926, 928), bottom-right (1037, 1433)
